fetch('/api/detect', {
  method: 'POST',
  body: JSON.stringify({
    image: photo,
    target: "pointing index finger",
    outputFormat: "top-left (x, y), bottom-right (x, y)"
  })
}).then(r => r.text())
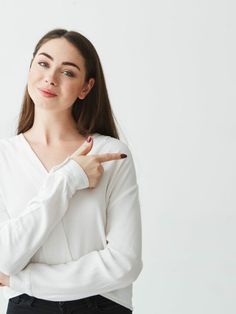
top-left (95, 153), bottom-right (127, 163)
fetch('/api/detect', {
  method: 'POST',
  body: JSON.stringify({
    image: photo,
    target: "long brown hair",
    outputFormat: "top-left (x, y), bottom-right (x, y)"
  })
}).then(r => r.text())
top-left (16, 28), bottom-right (119, 139)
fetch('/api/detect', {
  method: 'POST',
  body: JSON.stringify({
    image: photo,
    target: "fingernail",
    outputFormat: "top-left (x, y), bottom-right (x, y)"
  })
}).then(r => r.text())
top-left (120, 154), bottom-right (127, 158)
top-left (87, 136), bottom-right (92, 143)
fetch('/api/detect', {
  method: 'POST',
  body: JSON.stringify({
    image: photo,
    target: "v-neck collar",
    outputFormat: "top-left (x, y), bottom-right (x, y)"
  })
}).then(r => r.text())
top-left (18, 132), bottom-right (99, 175)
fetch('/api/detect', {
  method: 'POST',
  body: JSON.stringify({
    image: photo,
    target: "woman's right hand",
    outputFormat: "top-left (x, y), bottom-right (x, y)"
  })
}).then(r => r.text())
top-left (70, 136), bottom-right (127, 188)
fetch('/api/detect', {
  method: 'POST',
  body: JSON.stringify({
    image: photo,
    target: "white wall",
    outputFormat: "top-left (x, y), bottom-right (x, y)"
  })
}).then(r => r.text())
top-left (0, 0), bottom-right (235, 313)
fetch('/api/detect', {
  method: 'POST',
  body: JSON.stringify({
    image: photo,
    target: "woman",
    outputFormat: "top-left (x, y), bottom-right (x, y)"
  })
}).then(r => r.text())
top-left (0, 28), bottom-right (142, 313)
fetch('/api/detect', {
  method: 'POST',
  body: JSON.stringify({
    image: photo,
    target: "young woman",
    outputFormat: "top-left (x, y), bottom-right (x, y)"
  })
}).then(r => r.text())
top-left (0, 28), bottom-right (143, 314)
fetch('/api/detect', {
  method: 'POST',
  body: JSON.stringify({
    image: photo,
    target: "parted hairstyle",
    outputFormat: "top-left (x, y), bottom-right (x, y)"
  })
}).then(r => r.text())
top-left (16, 28), bottom-right (119, 139)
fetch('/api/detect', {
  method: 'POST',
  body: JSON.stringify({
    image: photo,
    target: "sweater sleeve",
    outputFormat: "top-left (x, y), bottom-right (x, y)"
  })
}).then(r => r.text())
top-left (9, 145), bottom-right (143, 300)
top-left (0, 157), bottom-right (89, 276)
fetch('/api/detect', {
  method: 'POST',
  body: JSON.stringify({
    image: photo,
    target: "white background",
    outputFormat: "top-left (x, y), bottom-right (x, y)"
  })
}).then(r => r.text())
top-left (0, 0), bottom-right (235, 313)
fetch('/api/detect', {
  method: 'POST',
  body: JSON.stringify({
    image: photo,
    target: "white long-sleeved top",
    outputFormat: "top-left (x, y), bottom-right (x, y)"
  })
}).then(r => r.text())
top-left (0, 132), bottom-right (142, 311)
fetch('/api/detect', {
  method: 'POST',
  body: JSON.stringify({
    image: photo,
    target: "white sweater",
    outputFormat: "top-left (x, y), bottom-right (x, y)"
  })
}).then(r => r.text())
top-left (0, 132), bottom-right (143, 311)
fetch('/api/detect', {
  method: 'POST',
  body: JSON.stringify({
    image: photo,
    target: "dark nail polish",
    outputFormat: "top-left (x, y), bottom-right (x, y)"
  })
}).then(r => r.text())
top-left (120, 154), bottom-right (127, 158)
top-left (87, 136), bottom-right (92, 142)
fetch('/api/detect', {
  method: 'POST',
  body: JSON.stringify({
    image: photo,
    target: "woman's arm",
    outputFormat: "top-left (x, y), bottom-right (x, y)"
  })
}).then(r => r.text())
top-left (0, 157), bottom-right (89, 276)
top-left (9, 145), bottom-right (143, 300)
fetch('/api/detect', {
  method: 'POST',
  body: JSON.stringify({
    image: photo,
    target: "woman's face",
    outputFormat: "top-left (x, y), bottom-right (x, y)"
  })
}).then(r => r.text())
top-left (28, 37), bottom-right (94, 111)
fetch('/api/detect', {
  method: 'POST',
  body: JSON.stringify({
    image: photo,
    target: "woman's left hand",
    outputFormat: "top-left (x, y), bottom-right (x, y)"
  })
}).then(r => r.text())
top-left (0, 272), bottom-right (9, 287)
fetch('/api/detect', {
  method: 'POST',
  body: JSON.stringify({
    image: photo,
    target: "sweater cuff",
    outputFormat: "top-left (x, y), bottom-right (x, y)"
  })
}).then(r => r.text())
top-left (49, 157), bottom-right (89, 193)
top-left (9, 264), bottom-right (32, 294)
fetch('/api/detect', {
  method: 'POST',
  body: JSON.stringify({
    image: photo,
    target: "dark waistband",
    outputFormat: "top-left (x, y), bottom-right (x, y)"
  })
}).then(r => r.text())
top-left (10, 293), bottom-right (101, 309)
top-left (9, 293), bottom-right (132, 313)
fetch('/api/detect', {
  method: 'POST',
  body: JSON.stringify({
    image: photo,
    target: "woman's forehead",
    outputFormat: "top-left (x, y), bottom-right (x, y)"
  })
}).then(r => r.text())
top-left (37, 38), bottom-right (84, 63)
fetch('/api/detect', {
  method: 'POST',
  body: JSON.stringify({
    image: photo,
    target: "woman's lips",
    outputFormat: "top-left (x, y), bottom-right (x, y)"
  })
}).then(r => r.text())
top-left (38, 88), bottom-right (57, 97)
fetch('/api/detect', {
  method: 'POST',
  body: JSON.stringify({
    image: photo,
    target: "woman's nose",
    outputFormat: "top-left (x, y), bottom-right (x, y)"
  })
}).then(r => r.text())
top-left (44, 71), bottom-right (57, 86)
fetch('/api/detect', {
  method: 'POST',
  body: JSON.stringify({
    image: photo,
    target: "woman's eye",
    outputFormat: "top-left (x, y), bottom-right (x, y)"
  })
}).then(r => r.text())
top-left (38, 61), bottom-right (48, 67)
top-left (37, 62), bottom-right (75, 78)
top-left (63, 70), bottom-right (74, 78)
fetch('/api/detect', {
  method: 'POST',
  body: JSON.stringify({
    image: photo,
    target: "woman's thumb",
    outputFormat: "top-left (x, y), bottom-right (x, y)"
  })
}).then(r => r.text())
top-left (71, 136), bottom-right (93, 158)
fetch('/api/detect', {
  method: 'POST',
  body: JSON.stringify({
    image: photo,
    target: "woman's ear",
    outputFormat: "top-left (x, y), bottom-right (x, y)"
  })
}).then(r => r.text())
top-left (78, 78), bottom-right (95, 100)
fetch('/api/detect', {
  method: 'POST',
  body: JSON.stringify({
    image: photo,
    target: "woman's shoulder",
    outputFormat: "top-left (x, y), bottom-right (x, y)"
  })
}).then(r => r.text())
top-left (0, 134), bottom-right (23, 165)
top-left (0, 134), bottom-right (19, 152)
top-left (94, 133), bottom-right (132, 155)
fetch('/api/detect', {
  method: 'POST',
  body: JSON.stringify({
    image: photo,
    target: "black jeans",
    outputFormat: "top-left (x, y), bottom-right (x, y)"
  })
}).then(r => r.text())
top-left (6, 293), bottom-right (132, 314)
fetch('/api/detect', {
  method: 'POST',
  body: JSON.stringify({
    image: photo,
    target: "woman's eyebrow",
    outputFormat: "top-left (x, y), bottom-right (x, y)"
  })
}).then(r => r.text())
top-left (38, 52), bottom-right (81, 71)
